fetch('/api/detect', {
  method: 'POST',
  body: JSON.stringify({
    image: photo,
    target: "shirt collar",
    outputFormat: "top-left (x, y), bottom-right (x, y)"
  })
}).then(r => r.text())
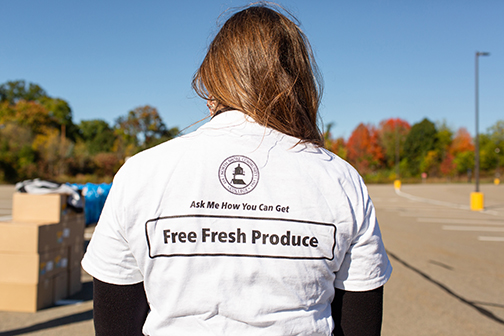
top-left (202, 110), bottom-right (255, 129)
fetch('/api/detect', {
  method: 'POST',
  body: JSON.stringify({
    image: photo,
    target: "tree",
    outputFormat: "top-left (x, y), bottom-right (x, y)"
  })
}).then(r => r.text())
top-left (378, 118), bottom-right (411, 170)
top-left (346, 123), bottom-right (384, 174)
top-left (0, 123), bottom-right (37, 182)
top-left (94, 153), bottom-right (121, 177)
top-left (487, 120), bottom-right (504, 146)
top-left (0, 100), bottom-right (55, 135)
top-left (0, 80), bottom-right (79, 180)
top-left (454, 151), bottom-right (474, 175)
top-left (440, 153), bottom-right (456, 177)
top-left (403, 118), bottom-right (437, 176)
top-left (324, 123), bottom-right (347, 159)
top-left (426, 121), bottom-right (454, 177)
top-left (114, 105), bottom-right (178, 150)
top-left (484, 120), bottom-right (504, 175)
top-left (420, 150), bottom-right (440, 176)
top-left (327, 137), bottom-right (347, 160)
top-left (435, 121), bottom-right (453, 158)
top-left (0, 80), bottom-right (47, 104)
top-left (450, 127), bottom-right (474, 155)
top-left (440, 127), bottom-right (473, 177)
top-left (0, 80), bottom-right (77, 139)
top-left (32, 128), bottom-right (62, 177)
top-left (38, 96), bottom-right (78, 141)
top-left (77, 119), bottom-right (116, 155)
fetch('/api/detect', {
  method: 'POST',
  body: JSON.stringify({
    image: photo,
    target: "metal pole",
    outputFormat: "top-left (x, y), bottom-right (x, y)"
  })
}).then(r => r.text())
top-left (475, 52), bottom-right (480, 192)
top-left (475, 51), bottom-right (490, 193)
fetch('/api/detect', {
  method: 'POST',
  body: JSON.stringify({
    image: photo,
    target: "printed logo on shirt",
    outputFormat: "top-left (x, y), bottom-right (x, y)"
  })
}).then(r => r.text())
top-left (145, 215), bottom-right (336, 260)
top-left (218, 155), bottom-right (259, 195)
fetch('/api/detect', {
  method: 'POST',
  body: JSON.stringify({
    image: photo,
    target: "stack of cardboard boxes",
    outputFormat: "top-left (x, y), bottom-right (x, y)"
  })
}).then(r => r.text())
top-left (0, 193), bottom-right (85, 312)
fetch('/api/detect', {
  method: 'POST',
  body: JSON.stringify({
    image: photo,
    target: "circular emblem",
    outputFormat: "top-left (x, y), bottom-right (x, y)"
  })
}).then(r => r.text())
top-left (218, 155), bottom-right (259, 195)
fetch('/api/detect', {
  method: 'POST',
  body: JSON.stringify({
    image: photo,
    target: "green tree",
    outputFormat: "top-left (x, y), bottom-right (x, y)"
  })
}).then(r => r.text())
top-left (427, 121), bottom-right (454, 177)
top-left (435, 121), bottom-right (453, 158)
top-left (114, 105), bottom-right (178, 150)
top-left (0, 80), bottom-right (77, 139)
top-left (484, 120), bottom-right (504, 175)
top-left (77, 119), bottom-right (116, 155)
top-left (0, 123), bottom-right (38, 182)
top-left (0, 80), bottom-right (47, 103)
top-left (0, 80), bottom-right (78, 180)
top-left (377, 118), bottom-right (411, 170)
top-left (39, 96), bottom-right (78, 141)
top-left (403, 118), bottom-right (437, 176)
top-left (454, 151), bottom-right (474, 175)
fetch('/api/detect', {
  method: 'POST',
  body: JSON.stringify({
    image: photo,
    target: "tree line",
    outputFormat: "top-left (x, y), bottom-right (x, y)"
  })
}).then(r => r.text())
top-left (1, 80), bottom-right (503, 184)
top-left (324, 117), bottom-right (504, 183)
top-left (0, 80), bottom-right (178, 183)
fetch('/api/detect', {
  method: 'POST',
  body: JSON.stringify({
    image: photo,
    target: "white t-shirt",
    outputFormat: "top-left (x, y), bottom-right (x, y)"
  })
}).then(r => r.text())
top-left (82, 111), bottom-right (392, 336)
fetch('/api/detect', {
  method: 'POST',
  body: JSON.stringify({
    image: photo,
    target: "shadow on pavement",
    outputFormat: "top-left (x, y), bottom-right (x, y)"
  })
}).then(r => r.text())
top-left (0, 281), bottom-right (93, 336)
top-left (485, 203), bottom-right (504, 210)
top-left (388, 250), bottom-right (504, 325)
top-left (0, 310), bottom-right (93, 336)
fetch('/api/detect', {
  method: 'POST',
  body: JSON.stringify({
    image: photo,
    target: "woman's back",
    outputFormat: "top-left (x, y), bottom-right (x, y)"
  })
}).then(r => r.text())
top-left (83, 110), bottom-right (391, 335)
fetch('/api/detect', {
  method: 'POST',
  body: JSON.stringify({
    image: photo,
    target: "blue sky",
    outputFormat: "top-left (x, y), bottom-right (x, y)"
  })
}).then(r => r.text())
top-left (1, 0), bottom-right (503, 139)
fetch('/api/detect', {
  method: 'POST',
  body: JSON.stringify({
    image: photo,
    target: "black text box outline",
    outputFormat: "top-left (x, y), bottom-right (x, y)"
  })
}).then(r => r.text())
top-left (145, 214), bottom-right (336, 260)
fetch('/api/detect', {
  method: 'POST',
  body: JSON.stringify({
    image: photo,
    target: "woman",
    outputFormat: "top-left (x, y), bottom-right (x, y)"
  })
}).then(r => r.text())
top-left (82, 4), bottom-right (392, 335)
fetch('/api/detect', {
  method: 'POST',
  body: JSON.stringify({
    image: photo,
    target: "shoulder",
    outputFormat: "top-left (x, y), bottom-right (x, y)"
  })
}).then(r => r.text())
top-left (295, 143), bottom-right (364, 187)
top-left (302, 145), bottom-right (371, 208)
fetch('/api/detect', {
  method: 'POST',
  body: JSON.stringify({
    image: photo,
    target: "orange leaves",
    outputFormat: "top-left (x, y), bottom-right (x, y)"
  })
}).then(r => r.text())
top-left (450, 127), bottom-right (474, 155)
top-left (379, 118), bottom-right (411, 133)
top-left (346, 123), bottom-right (384, 174)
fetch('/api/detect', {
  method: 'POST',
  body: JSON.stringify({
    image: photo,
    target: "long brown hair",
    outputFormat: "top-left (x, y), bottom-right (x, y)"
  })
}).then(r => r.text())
top-left (192, 4), bottom-right (323, 146)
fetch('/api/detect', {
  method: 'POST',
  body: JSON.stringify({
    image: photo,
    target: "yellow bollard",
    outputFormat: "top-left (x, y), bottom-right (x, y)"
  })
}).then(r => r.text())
top-left (470, 192), bottom-right (484, 211)
top-left (495, 178), bottom-right (500, 185)
top-left (394, 179), bottom-right (401, 190)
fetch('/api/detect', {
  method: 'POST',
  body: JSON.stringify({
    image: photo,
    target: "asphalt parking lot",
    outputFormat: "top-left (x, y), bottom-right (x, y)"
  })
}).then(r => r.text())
top-left (372, 183), bottom-right (504, 336)
top-left (0, 183), bottom-right (502, 335)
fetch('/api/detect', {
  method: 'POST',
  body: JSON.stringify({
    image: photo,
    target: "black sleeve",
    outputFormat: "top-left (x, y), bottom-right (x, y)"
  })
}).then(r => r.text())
top-left (93, 278), bottom-right (149, 336)
top-left (331, 286), bottom-right (384, 336)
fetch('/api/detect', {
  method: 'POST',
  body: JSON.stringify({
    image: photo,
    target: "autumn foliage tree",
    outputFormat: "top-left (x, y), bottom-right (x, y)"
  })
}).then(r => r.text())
top-left (0, 99), bottom-right (56, 180)
top-left (346, 123), bottom-right (384, 174)
top-left (0, 81), bottom-right (78, 180)
top-left (450, 128), bottom-right (474, 155)
top-left (0, 81), bottom-right (180, 183)
top-left (324, 123), bottom-right (347, 159)
top-left (378, 118), bottom-right (411, 171)
top-left (115, 105), bottom-right (179, 149)
top-left (444, 127), bottom-right (474, 175)
top-left (2, 79), bottom-right (502, 183)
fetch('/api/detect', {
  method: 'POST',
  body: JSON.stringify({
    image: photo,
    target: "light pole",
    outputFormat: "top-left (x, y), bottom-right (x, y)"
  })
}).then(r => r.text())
top-left (471, 51), bottom-right (490, 210)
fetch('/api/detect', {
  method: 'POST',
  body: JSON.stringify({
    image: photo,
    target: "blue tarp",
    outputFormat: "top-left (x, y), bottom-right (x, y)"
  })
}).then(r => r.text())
top-left (69, 183), bottom-right (112, 225)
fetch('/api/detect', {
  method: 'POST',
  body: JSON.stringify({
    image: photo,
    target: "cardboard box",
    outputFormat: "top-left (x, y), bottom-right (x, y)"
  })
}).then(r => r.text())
top-left (62, 215), bottom-right (85, 246)
top-left (0, 215), bottom-right (85, 254)
top-left (62, 215), bottom-right (85, 270)
top-left (68, 236), bottom-right (84, 269)
top-left (0, 247), bottom-right (68, 284)
top-left (53, 271), bottom-right (68, 302)
top-left (0, 278), bottom-right (53, 312)
top-left (0, 221), bottom-right (66, 254)
top-left (12, 193), bottom-right (83, 223)
top-left (68, 267), bottom-right (82, 296)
